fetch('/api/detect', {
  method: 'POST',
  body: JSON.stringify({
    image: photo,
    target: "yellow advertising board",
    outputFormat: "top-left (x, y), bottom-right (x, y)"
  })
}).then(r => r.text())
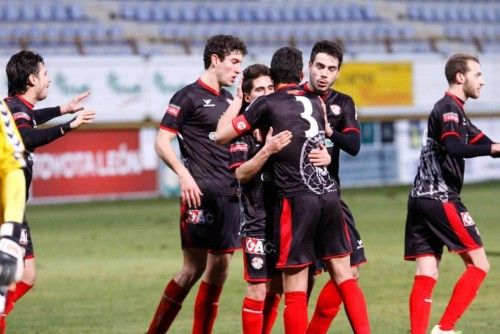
top-left (334, 62), bottom-right (413, 106)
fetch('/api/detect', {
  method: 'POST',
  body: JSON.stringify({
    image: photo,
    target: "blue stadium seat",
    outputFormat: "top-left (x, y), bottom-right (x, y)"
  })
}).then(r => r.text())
top-left (134, 5), bottom-right (152, 22)
top-left (5, 4), bottom-right (20, 21)
top-left (362, 4), bottom-right (378, 21)
top-left (68, 3), bottom-right (85, 21)
top-left (281, 7), bottom-right (296, 22)
top-left (53, 3), bottom-right (69, 21)
top-left (20, 6), bottom-right (36, 21)
top-left (294, 4), bottom-right (311, 22)
top-left (151, 6), bottom-right (166, 22)
top-left (119, 2), bottom-right (134, 20)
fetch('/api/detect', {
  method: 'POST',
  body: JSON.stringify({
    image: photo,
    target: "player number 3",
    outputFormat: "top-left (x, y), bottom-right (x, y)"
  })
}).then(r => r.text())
top-left (296, 96), bottom-right (319, 138)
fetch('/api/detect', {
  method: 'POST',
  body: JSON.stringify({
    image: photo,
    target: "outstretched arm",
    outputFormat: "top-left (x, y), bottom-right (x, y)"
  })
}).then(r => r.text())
top-left (34, 91), bottom-right (91, 124)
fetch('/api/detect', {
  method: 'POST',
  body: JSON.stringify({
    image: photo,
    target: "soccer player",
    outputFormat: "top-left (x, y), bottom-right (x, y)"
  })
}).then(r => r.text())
top-left (0, 99), bottom-right (27, 315)
top-left (404, 54), bottom-right (500, 334)
top-left (2, 50), bottom-right (95, 324)
top-left (228, 64), bottom-right (289, 334)
top-left (216, 47), bottom-right (370, 334)
top-left (302, 41), bottom-right (367, 334)
top-left (147, 35), bottom-right (247, 334)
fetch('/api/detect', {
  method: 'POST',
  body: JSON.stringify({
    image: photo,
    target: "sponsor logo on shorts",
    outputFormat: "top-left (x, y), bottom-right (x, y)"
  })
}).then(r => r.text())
top-left (251, 256), bottom-right (264, 270)
top-left (356, 239), bottom-right (364, 250)
top-left (460, 212), bottom-right (475, 227)
top-left (245, 237), bottom-right (265, 255)
top-left (187, 209), bottom-right (213, 225)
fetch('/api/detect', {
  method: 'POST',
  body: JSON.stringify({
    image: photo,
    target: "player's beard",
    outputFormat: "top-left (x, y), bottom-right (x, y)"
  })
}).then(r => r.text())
top-left (463, 79), bottom-right (480, 99)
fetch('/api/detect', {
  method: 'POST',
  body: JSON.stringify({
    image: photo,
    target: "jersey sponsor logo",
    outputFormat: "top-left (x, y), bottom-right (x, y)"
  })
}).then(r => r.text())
top-left (443, 112), bottom-right (459, 124)
top-left (187, 209), bottom-right (214, 225)
top-left (330, 104), bottom-right (341, 116)
top-left (251, 256), bottom-right (264, 270)
top-left (166, 104), bottom-right (180, 117)
top-left (12, 112), bottom-right (31, 122)
top-left (203, 99), bottom-right (216, 107)
top-left (229, 143), bottom-right (248, 153)
top-left (460, 212), bottom-right (475, 227)
top-left (356, 239), bottom-right (364, 250)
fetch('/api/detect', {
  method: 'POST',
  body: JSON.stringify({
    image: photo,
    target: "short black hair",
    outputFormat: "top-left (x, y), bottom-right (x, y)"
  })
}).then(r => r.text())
top-left (310, 40), bottom-right (344, 68)
top-left (6, 50), bottom-right (44, 96)
top-left (270, 47), bottom-right (303, 84)
top-left (445, 53), bottom-right (480, 84)
top-left (242, 64), bottom-right (271, 95)
top-left (203, 35), bottom-right (247, 70)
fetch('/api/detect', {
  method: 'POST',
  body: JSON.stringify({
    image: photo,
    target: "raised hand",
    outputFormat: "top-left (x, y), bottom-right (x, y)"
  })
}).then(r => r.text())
top-left (70, 109), bottom-right (96, 129)
top-left (61, 91), bottom-right (91, 114)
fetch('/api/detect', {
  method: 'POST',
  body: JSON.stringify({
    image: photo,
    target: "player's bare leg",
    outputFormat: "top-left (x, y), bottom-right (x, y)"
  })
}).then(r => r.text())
top-left (325, 256), bottom-right (370, 334)
top-left (147, 248), bottom-right (206, 334)
top-left (433, 248), bottom-right (489, 332)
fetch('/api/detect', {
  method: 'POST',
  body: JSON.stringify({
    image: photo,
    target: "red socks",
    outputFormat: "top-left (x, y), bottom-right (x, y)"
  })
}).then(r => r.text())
top-left (307, 280), bottom-right (342, 334)
top-left (4, 281), bottom-right (33, 315)
top-left (438, 265), bottom-right (487, 331)
top-left (337, 279), bottom-right (370, 334)
top-left (409, 275), bottom-right (437, 334)
top-left (147, 279), bottom-right (189, 334)
top-left (192, 281), bottom-right (223, 334)
top-left (262, 292), bottom-right (281, 334)
top-left (242, 297), bottom-right (265, 334)
top-left (283, 291), bottom-right (308, 334)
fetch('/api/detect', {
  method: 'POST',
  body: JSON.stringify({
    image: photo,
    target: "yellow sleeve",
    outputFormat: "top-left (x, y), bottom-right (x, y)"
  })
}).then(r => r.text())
top-left (0, 100), bottom-right (26, 224)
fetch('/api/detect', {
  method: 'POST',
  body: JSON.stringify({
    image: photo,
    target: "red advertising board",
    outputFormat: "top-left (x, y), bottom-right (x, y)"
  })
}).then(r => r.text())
top-left (31, 129), bottom-right (158, 202)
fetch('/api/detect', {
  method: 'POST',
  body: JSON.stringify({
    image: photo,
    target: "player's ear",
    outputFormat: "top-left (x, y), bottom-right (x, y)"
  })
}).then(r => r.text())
top-left (455, 72), bottom-right (465, 84)
top-left (210, 54), bottom-right (221, 68)
top-left (27, 73), bottom-right (37, 87)
top-left (243, 93), bottom-right (251, 103)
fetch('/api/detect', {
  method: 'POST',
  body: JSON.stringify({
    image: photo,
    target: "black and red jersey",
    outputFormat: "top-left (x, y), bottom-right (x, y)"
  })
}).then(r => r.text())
top-left (228, 134), bottom-right (275, 237)
top-left (302, 84), bottom-right (360, 187)
top-left (5, 95), bottom-right (68, 194)
top-left (232, 84), bottom-right (337, 197)
top-left (411, 93), bottom-right (489, 201)
top-left (160, 79), bottom-right (238, 195)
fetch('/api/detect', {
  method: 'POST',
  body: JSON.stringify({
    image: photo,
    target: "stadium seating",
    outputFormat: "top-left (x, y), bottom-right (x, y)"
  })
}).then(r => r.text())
top-left (1, 0), bottom-right (499, 56)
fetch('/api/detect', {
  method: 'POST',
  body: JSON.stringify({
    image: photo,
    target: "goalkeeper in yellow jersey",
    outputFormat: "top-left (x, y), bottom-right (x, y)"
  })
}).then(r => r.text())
top-left (0, 99), bottom-right (26, 317)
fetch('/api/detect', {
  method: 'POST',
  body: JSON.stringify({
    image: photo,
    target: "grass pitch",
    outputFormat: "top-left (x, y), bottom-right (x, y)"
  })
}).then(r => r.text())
top-left (8, 182), bottom-right (500, 333)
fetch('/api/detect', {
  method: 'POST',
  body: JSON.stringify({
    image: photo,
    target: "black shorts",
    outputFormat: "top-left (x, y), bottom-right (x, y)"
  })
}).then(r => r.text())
top-left (341, 199), bottom-right (367, 267)
top-left (274, 192), bottom-right (351, 269)
top-left (242, 235), bottom-right (279, 283)
top-left (405, 197), bottom-right (482, 260)
top-left (180, 194), bottom-right (241, 253)
top-left (21, 219), bottom-right (34, 259)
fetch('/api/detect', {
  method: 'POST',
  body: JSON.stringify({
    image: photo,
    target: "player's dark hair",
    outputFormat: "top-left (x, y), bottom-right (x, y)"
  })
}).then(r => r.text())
top-left (310, 40), bottom-right (344, 68)
top-left (270, 47), bottom-right (303, 84)
top-left (242, 64), bottom-right (271, 95)
top-left (203, 35), bottom-right (247, 70)
top-left (445, 53), bottom-right (480, 84)
top-left (6, 50), bottom-right (44, 96)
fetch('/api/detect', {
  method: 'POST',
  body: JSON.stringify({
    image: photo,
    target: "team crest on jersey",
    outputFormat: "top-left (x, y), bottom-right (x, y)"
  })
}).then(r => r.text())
top-left (330, 104), bottom-right (341, 116)
top-left (203, 99), bottom-right (215, 107)
top-left (166, 104), bottom-right (180, 117)
top-left (209, 132), bottom-right (216, 141)
top-left (187, 209), bottom-right (213, 225)
top-left (251, 256), bottom-right (264, 270)
top-left (443, 112), bottom-right (459, 124)
top-left (460, 212), bottom-right (475, 227)
top-left (245, 237), bottom-right (265, 255)
top-left (12, 112), bottom-right (31, 122)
